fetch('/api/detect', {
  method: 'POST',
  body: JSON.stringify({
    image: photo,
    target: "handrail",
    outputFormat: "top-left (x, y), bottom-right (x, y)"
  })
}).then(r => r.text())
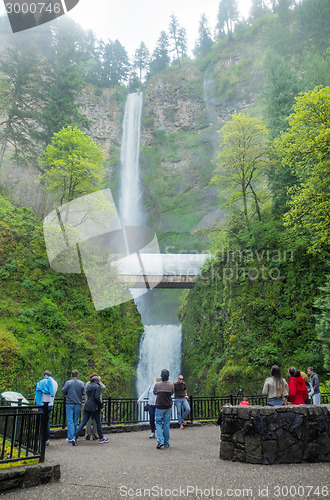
top-left (6, 393), bottom-right (329, 428)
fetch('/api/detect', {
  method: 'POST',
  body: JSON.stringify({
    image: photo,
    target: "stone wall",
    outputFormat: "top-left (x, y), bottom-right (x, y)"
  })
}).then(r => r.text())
top-left (0, 462), bottom-right (60, 492)
top-left (220, 405), bottom-right (330, 464)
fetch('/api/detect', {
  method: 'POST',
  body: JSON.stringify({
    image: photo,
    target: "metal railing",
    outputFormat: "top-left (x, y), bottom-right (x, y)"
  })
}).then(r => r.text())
top-left (40, 392), bottom-right (330, 428)
top-left (0, 402), bottom-right (48, 464)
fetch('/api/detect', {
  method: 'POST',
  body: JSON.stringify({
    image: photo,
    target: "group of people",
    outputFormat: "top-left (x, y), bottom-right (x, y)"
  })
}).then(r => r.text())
top-left (35, 364), bottom-right (321, 449)
top-left (35, 369), bottom-right (109, 446)
top-left (262, 365), bottom-right (321, 406)
top-left (138, 371), bottom-right (191, 449)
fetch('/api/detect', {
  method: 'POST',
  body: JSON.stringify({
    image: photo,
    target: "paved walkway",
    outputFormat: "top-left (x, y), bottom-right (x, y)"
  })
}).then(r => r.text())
top-left (2, 424), bottom-right (329, 500)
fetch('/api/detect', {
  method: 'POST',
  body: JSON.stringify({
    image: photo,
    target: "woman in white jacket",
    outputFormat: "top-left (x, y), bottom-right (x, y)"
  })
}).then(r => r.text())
top-left (262, 365), bottom-right (289, 406)
top-left (137, 377), bottom-right (161, 438)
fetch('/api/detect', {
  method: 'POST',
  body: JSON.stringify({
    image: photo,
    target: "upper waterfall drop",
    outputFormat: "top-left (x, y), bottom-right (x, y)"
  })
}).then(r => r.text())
top-left (118, 92), bottom-right (144, 228)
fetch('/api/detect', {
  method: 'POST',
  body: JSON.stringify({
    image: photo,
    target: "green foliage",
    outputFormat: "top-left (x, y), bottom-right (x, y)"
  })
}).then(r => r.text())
top-left (181, 219), bottom-right (328, 395)
top-left (211, 112), bottom-right (269, 223)
top-left (40, 126), bottom-right (104, 205)
top-left (0, 194), bottom-right (143, 396)
top-left (276, 86), bottom-right (330, 255)
top-left (314, 276), bottom-right (330, 372)
top-left (0, 328), bottom-right (22, 392)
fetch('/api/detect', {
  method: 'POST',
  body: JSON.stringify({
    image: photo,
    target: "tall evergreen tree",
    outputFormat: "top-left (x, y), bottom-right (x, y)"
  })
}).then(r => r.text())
top-left (0, 47), bottom-right (42, 171)
top-left (217, 0), bottom-right (238, 40)
top-left (133, 42), bottom-right (150, 85)
top-left (262, 51), bottom-right (301, 139)
top-left (101, 39), bottom-right (130, 87)
top-left (177, 27), bottom-right (188, 61)
top-left (150, 31), bottom-right (170, 76)
top-left (169, 14), bottom-right (182, 67)
top-left (38, 30), bottom-right (88, 149)
top-left (298, 0), bottom-right (330, 54)
top-left (194, 14), bottom-right (213, 58)
top-left (249, 0), bottom-right (269, 20)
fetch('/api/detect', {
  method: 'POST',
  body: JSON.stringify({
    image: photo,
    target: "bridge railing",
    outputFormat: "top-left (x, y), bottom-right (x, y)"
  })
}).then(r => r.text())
top-left (0, 401), bottom-right (48, 464)
top-left (36, 393), bottom-right (330, 428)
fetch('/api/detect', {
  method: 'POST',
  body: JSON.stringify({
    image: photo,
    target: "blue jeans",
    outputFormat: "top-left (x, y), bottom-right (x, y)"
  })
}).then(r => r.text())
top-left (66, 404), bottom-right (81, 441)
top-left (148, 405), bottom-right (156, 433)
top-left (313, 393), bottom-right (321, 404)
top-left (268, 397), bottom-right (285, 406)
top-left (155, 408), bottom-right (171, 446)
top-left (38, 404), bottom-right (53, 443)
top-left (75, 410), bottom-right (103, 440)
top-left (175, 398), bottom-right (190, 425)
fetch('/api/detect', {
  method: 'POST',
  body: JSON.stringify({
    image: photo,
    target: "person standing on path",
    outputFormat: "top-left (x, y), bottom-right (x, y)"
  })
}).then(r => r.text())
top-left (35, 371), bottom-right (58, 445)
top-left (173, 374), bottom-right (190, 429)
top-left (137, 377), bottom-right (161, 439)
top-left (307, 367), bottom-right (321, 404)
top-left (262, 365), bottom-right (289, 406)
top-left (72, 375), bottom-right (109, 445)
top-left (287, 367), bottom-right (308, 405)
top-left (153, 369), bottom-right (174, 449)
top-left (85, 372), bottom-right (106, 440)
top-left (62, 369), bottom-right (85, 443)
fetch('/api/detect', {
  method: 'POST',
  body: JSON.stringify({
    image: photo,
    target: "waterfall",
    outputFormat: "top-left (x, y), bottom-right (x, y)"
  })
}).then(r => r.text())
top-left (117, 93), bottom-right (182, 397)
top-left (118, 92), bottom-right (144, 227)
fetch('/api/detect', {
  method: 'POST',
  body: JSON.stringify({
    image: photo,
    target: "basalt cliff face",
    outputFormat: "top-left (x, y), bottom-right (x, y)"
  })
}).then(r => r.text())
top-left (1, 55), bottom-right (258, 246)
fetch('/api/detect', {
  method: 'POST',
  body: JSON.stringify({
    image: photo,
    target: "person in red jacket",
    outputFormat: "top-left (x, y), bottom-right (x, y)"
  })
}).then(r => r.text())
top-left (287, 367), bottom-right (308, 405)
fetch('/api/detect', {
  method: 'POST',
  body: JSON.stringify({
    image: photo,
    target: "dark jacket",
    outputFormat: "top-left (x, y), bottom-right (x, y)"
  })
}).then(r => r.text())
top-left (153, 380), bottom-right (174, 409)
top-left (84, 381), bottom-right (103, 412)
top-left (310, 373), bottom-right (320, 394)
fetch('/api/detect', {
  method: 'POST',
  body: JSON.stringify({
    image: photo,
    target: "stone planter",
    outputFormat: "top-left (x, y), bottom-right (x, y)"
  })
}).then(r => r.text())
top-left (219, 404), bottom-right (330, 464)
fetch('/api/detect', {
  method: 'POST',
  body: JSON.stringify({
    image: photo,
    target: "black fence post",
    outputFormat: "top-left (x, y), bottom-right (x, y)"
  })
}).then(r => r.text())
top-left (39, 402), bottom-right (48, 463)
top-left (189, 395), bottom-right (193, 422)
top-left (230, 394), bottom-right (233, 405)
top-left (107, 397), bottom-right (111, 427)
top-left (62, 397), bottom-right (66, 429)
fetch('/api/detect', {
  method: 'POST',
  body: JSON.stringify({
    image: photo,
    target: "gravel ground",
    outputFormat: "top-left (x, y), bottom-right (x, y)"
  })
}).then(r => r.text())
top-left (1, 424), bottom-right (329, 500)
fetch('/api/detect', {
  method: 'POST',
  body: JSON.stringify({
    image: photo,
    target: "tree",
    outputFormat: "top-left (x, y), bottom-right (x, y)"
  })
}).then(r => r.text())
top-left (39, 28), bottom-right (89, 147)
top-left (249, 0), bottom-right (270, 21)
top-left (314, 277), bottom-right (330, 372)
top-left (40, 126), bottom-right (104, 205)
top-left (262, 51), bottom-right (301, 139)
top-left (150, 31), bottom-right (170, 76)
top-left (101, 39), bottom-right (130, 87)
top-left (177, 27), bottom-right (188, 61)
top-left (133, 41), bottom-right (150, 85)
top-left (169, 14), bottom-right (182, 67)
top-left (194, 14), bottom-right (213, 58)
top-left (275, 86), bottom-right (330, 255)
top-left (211, 113), bottom-right (269, 223)
top-left (298, 0), bottom-right (330, 54)
top-left (217, 0), bottom-right (238, 40)
top-left (0, 47), bottom-right (43, 170)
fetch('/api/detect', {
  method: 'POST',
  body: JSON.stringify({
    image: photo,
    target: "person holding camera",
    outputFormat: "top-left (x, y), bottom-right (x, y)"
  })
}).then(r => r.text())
top-left (137, 377), bottom-right (161, 439)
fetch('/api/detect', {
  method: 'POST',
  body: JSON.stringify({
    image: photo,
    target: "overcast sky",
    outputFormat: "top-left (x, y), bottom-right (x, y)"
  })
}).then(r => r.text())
top-left (0, 0), bottom-right (252, 57)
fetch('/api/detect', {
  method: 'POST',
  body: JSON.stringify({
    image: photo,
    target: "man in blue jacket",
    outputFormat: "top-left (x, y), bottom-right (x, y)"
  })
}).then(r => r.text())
top-left (35, 371), bottom-right (58, 444)
top-left (62, 370), bottom-right (85, 443)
